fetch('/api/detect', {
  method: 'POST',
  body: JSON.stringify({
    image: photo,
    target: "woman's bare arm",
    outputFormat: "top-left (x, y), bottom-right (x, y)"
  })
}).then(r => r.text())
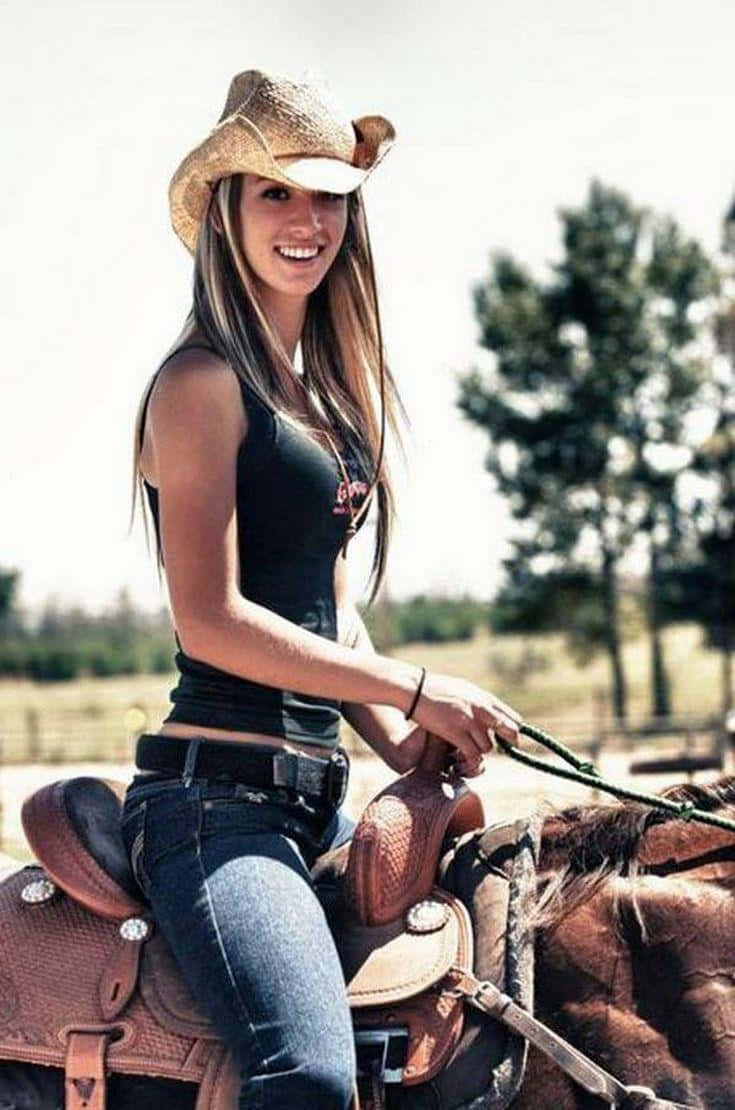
top-left (148, 351), bottom-right (419, 712)
top-left (337, 602), bottom-right (427, 772)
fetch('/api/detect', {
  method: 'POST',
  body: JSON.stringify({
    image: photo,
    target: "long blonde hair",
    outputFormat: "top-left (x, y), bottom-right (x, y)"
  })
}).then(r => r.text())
top-left (131, 173), bottom-right (409, 606)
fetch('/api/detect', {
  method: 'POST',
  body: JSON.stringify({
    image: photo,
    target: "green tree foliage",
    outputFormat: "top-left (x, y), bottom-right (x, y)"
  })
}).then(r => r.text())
top-left (0, 576), bottom-right (489, 678)
top-left (0, 568), bottom-right (21, 631)
top-left (458, 180), bottom-right (718, 720)
top-left (687, 288), bottom-right (735, 709)
top-left (0, 581), bottom-right (175, 681)
top-left (490, 566), bottom-right (609, 664)
top-left (393, 594), bottom-right (487, 644)
top-left (362, 594), bottom-right (489, 652)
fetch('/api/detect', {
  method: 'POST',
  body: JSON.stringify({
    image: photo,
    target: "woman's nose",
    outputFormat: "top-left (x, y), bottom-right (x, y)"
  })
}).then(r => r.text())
top-left (288, 192), bottom-right (323, 233)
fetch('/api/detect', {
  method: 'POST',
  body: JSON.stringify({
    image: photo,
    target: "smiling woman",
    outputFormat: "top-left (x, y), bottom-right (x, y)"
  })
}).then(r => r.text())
top-left (125, 69), bottom-right (410, 1110)
top-left (121, 66), bottom-right (522, 1110)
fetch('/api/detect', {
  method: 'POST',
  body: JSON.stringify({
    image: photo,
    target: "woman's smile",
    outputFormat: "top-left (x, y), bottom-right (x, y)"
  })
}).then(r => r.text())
top-left (274, 243), bottom-right (326, 265)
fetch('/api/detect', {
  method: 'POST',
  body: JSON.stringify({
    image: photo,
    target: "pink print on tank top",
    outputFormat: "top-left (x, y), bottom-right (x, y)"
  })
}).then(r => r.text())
top-left (333, 475), bottom-right (369, 515)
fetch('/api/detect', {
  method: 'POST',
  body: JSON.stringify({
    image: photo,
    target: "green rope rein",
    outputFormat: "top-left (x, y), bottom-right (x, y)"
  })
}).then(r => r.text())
top-left (495, 722), bottom-right (735, 834)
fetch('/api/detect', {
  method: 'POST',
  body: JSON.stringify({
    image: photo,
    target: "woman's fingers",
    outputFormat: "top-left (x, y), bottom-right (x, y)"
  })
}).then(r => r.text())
top-left (493, 718), bottom-right (521, 746)
top-left (455, 757), bottom-right (485, 777)
top-left (490, 695), bottom-right (523, 726)
top-left (482, 700), bottom-right (522, 747)
top-left (450, 748), bottom-right (485, 777)
top-left (469, 720), bottom-right (494, 755)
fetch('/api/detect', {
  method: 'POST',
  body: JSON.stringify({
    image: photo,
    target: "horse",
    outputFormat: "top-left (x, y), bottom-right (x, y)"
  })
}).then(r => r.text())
top-left (0, 772), bottom-right (733, 1109)
top-left (505, 776), bottom-right (735, 1109)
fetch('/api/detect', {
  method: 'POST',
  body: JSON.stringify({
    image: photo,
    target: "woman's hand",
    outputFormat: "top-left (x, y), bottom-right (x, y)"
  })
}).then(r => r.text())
top-left (405, 670), bottom-right (522, 768)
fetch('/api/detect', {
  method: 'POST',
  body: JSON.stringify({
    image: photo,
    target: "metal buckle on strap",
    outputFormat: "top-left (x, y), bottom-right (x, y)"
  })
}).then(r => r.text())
top-left (354, 1027), bottom-right (409, 1084)
top-left (327, 749), bottom-right (349, 806)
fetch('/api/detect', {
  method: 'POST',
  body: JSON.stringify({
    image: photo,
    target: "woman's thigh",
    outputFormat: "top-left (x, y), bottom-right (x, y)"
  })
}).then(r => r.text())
top-left (127, 782), bottom-right (356, 1092)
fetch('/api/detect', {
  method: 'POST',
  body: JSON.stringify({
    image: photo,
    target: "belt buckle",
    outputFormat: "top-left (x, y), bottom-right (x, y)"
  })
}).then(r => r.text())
top-left (326, 749), bottom-right (349, 807)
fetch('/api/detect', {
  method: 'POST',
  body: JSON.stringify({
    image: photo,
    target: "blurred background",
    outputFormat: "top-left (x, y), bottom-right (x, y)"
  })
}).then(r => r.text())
top-left (2, 0), bottom-right (735, 856)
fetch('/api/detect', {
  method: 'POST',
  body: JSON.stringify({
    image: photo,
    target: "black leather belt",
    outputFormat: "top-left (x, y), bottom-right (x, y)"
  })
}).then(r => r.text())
top-left (135, 734), bottom-right (350, 807)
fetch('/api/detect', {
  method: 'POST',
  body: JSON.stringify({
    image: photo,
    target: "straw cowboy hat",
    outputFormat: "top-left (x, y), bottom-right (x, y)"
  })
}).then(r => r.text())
top-left (169, 69), bottom-right (396, 252)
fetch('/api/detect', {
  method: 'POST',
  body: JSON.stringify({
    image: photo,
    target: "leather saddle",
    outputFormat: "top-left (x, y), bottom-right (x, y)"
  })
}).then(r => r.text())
top-left (0, 736), bottom-right (484, 1109)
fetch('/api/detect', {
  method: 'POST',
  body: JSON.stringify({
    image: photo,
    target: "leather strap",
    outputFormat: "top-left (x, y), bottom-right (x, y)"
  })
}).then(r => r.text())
top-left (356, 1075), bottom-right (386, 1110)
top-left (99, 930), bottom-right (148, 1020)
top-left (452, 971), bottom-right (693, 1109)
top-left (194, 1042), bottom-right (241, 1109)
top-left (65, 1031), bottom-right (109, 1110)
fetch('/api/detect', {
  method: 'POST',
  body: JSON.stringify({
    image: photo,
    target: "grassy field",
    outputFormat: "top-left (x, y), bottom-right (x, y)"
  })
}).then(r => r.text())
top-left (0, 622), bottom-right (726, 763)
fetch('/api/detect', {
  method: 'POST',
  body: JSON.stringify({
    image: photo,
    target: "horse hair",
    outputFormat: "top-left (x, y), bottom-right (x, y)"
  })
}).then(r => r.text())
top-left (528, 774), bottom-right (735, 934)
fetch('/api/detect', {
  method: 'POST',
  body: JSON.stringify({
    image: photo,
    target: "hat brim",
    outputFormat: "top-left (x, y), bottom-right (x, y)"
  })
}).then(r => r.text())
top-left (275, 155), bottom-right (367, 194)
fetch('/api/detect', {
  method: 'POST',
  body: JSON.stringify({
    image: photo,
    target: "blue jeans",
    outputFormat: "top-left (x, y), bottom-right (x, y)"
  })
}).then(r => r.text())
top-left (120, 764), bottom-right (357, 1109)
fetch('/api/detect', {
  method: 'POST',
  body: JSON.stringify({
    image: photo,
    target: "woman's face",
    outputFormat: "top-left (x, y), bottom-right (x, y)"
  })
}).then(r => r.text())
top-left (238, 173), bottom-right (349, 299)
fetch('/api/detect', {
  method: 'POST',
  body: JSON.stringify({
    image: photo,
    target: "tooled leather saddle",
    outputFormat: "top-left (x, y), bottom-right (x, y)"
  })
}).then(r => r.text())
top-left (0, 737), bottom-right (485, 1109)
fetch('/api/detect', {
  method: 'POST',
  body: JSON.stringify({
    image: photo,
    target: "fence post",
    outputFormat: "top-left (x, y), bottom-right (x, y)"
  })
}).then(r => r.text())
top-left (25, 708), bottom-right (41, 763)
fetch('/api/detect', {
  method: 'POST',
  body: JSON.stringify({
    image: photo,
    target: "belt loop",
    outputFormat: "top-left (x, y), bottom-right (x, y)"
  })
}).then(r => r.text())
top-left (182, 738), bottom-right (201, 788)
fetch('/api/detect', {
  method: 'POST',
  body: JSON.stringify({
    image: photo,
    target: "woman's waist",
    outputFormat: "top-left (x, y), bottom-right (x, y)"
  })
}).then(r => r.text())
top-left (155, 721), bottom-right (331, 759)
top-left (130, 729), bottom-right (350, 813)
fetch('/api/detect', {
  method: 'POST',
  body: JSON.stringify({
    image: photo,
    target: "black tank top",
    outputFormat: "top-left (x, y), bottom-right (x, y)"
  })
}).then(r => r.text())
top-left (141, 343), bottom-right (371, 749)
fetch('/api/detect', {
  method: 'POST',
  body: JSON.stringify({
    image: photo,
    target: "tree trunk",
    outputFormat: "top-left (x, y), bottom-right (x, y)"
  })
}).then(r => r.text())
top-left (601, 546), bottom-right (627, 722)
top-left (648, 543), bottom-right (671, 718)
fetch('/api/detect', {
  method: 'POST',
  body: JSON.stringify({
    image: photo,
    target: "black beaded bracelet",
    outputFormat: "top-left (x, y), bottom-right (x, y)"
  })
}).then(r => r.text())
top-left (405, 665), bottom-right (426, 720)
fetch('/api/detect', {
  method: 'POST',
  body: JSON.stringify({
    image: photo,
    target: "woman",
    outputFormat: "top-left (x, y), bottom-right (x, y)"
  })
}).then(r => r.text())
top-left (121, 69), bottom-right (521, 1109)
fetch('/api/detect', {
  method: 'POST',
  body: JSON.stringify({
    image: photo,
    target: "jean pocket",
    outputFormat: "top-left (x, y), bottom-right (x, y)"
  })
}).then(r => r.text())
top-left (140, 788), bottom-right (200, 875)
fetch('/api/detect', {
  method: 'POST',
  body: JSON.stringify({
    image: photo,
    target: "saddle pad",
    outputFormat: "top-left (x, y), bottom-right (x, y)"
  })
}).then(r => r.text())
top-left (430, 814), bottom-right (543, 1110)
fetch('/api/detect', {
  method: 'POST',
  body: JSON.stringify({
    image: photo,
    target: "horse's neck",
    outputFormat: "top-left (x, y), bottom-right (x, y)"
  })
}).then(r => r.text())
top-left (638, 819), bottom-right (735, 872)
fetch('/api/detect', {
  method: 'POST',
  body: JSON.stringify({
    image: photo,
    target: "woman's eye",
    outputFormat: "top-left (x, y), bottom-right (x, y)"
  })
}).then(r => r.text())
top-left (261, 186), bottom-right (343, 204)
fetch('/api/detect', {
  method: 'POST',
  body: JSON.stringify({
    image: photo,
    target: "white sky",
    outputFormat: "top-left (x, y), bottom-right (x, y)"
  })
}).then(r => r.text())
top-left (2, 0), bottom-right (735, 616)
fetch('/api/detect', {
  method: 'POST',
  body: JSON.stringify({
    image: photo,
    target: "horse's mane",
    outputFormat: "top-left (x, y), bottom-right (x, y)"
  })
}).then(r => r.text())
top-left (532, 774), bottom-right (735, 931)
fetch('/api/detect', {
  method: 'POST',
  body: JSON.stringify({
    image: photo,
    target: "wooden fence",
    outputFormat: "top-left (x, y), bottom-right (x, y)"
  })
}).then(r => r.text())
top-left (0, 703), bottom-right (731, 769)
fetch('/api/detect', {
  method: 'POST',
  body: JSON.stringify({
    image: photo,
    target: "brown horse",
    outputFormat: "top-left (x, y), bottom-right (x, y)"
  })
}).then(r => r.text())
top-left (436, 775), bottom-right (735, 1110)
top-left (0, 775), bottom-right (733, 1108)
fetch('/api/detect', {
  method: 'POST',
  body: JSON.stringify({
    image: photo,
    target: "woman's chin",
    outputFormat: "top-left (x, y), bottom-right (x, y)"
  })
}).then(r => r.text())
top-left (262, 270), bottom-right (328, 296)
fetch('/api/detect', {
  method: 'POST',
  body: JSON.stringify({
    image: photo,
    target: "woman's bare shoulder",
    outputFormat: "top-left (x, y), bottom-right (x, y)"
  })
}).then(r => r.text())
top-left (148, 347), bottom-right (247, 443)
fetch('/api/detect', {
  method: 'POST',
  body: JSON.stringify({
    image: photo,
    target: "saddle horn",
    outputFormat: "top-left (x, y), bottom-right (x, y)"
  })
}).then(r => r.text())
top-left (345, 732), bottom-right (485, 926)
top-left (417, 733), bottom-right (455, 775)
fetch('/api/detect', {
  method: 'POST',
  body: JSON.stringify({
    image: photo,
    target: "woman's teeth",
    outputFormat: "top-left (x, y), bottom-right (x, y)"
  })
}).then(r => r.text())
top-left (275, 245), bottom-right (321, 261)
